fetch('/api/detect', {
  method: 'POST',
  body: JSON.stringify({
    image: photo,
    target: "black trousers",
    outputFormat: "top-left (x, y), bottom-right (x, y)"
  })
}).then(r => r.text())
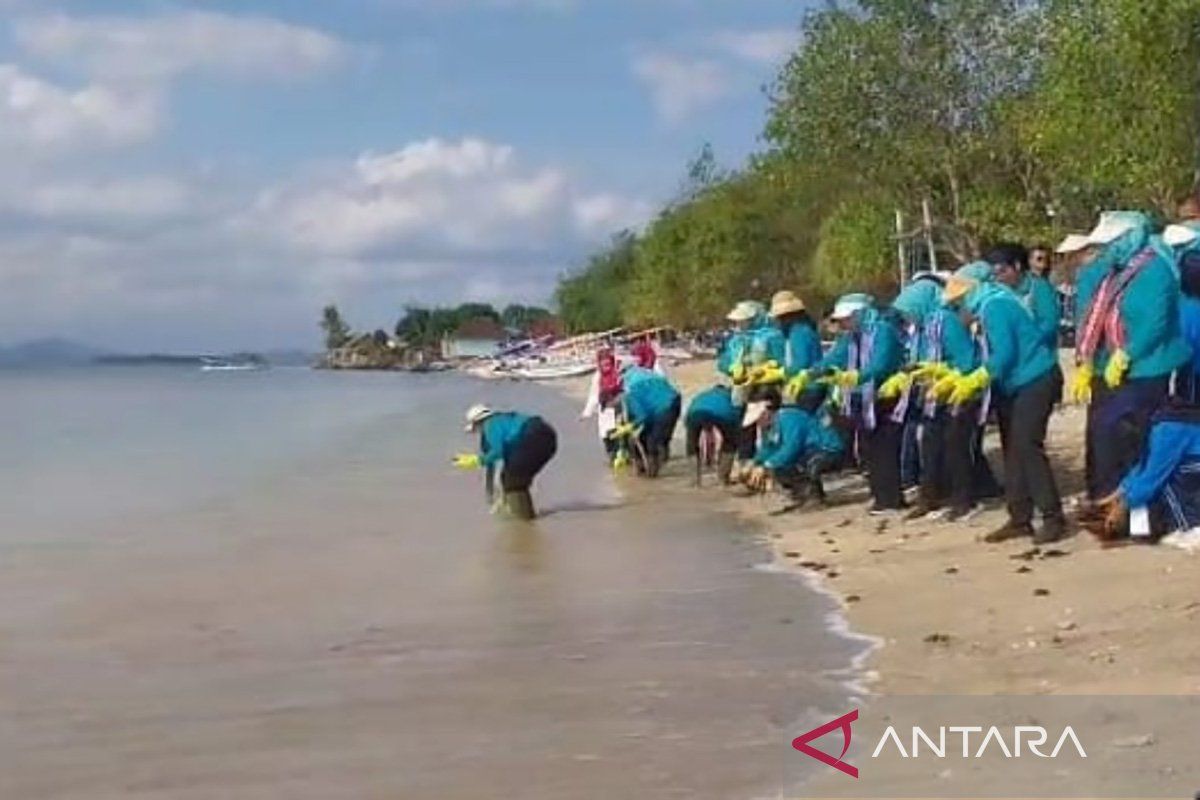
top-left (501, 417), bottom-right (558, 492)
top-left (995, 368), bottom-right (1064, 526)
top-left (862, 404), bottom-right (904, 510)
top-left (685, 413), bottom-right (739, 457)
top-left (1090, 375), bottom-right (1170, 499)
top-left (640, 396), bottom-right (681, 478)
top-left (919, 409), bottom-right (976, 511)
top-left (776, 452), bottom-right (837, 502)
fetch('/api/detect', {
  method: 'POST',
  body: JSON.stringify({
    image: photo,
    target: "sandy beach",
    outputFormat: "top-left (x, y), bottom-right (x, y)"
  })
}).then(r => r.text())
top-left (559, 359), bottom-right (1200, 698)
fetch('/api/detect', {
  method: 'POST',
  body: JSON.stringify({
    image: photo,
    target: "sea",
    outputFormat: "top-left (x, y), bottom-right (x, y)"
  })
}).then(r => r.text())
top-left (0, 365), bottom-right (866, 799)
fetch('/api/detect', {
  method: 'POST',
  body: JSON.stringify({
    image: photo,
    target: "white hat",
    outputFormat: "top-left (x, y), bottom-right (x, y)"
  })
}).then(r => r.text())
top-left (726, 301), bottom-right (762, 323)
top-left (1086, 212), bottom-right (1139, 245)
top-left (1055, 234), bottom-right (1092, 254)
top-left (741, 400), bottom-right (770, 428)
top-left (464, 403), bottom-right (494, 431)
top-left (829, 293), bottom-right (871, 321)
top-left (1164, 224), bottom-right (1200, 248)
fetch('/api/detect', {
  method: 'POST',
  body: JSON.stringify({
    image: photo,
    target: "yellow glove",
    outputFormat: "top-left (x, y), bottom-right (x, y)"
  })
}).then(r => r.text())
top-left (1104, 349), bottom-right (1130, 389)
top-left (730, 362), bottom-right (748, 385)
top-left (833, 369), bottom-right (860, 390)
top-left (751, 361), bottom-right (786, 386)
top-left (1069, 362), bottom-right (1094, 405)
top-left (911, 361), bottom-right (951, 383)
top-left (878, 372), bottom-right (913, 400)
top-left (948, 367), bottom-right (990, 406)
top-left (611, 449), bottom-right (630, 472)
top-left (931, 370), bottom-right (962, 402)
top-left (608, 421), bottom-right (638, 440)
top-left (452, 453), bottom-right (482, 470)
top-left (783, 371), bottom-right (810, 403)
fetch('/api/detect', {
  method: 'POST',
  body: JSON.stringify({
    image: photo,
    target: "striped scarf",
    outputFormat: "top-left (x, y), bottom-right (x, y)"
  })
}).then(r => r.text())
top-left (920, 312), bottom-right (946, 419)
top-left (842, 328), bottom-right (878, 430)
top-left (1077, 248), bottom-right (1154, 364)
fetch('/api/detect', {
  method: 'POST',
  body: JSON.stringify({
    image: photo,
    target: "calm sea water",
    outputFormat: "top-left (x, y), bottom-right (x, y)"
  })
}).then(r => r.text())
top-left (0, 366), bottom-right (864, 799)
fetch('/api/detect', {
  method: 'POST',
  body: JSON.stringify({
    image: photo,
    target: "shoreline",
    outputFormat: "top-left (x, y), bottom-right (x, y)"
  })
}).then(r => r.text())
top-left (550, 360), bottom-right (1200, 698)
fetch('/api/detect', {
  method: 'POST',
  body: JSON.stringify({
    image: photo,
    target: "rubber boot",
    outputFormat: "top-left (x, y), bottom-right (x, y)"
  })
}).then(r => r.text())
top-left (505, 490), bottom-right (536, 521)
top-left (716, 452), bottom-right (736, 485)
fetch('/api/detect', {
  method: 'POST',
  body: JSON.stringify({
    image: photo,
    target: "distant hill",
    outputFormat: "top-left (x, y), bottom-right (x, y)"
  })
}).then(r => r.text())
top-left (0, 338), bottom-right (104, 367)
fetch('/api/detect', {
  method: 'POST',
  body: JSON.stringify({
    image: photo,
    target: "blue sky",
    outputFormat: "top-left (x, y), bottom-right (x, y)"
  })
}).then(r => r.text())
top-left (0, 0), bottom-right (809, 350)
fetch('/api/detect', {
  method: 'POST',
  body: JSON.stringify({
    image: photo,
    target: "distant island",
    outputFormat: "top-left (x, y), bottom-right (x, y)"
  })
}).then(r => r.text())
top-left (0, 338), bottom-right (315, 369)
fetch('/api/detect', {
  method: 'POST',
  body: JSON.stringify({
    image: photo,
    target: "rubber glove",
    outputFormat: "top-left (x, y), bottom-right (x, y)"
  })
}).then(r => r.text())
top-left (730, 362), bottom-right (748, 385)
top-left (783, 371), bottom-right (810, 403)
top-left (1104, 349), bottom-right (1130, 389)
top-left (452, 453), bottom-right (482, 470)
top-left (611, 449), bottom-right (630, 472)
top-left (931, 370), bottom-right (961, 402)
top-left (608, 421), bottom-right (638, 441)
top-left (1069, 363), bottom-right (1094, 405)
top-left (878, 372), bottom-right (913, 400)
top-left (752, 361), bottom-right (786, 386)
top-left (911, 361), bottom-right (951, 383)
top-left (948, 367), bottom-right (990, 406)
top-left (833, 369), bottom-right (860, 390)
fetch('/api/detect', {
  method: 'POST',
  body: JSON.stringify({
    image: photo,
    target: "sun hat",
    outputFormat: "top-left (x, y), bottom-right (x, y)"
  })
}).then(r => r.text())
top-left (1086, 211), bottom-right (1148, 245)
top-left (726, 300), bottom-right (764, 323)
top-left (464, 403), bottom-right (494, 432)
top-left (1055, 234), bottom-right (1092, 254)
top-left (829, 293), bottom-right (873, 321)
top-left (942, 275), bottom-right (979, 306)
top-left (741, 400), bottom-right (771, 428)
top-left (768, 290), bottom-right (807, 318)
top-left (1163, 224), bottom-right (1200, 248)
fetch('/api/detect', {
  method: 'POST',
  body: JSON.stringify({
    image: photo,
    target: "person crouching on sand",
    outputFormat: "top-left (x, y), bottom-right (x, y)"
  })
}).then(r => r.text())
top-left (618, 364), bottom-right (682, 478)
top-left (454, 405), bottom-right (558, 520)
top-left (742, 387), bottom-right (844, 511)
top-left (684, 384), bottom-right (741, 486)
top-left (1095, 399), bottom-right (1200, 545)
top-left (943, 267), bottom-right (1066, 544)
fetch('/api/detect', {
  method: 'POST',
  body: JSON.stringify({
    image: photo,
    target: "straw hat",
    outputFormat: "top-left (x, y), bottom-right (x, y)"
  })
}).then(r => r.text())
top-left (829, 293), bottom-right (872, 321)
top-left (942, 276), bottom-right (978, 306)
top-left (1163, 224), bottom-right (1200, 248)
top-left (464, 403), bottom-right (494, 432)
top-left (768, 290), bottom-right (807, 318)
top-left (726, 300), bottom-right (763, 323)
top-left (1055, 234), bottom-right (1092, 254)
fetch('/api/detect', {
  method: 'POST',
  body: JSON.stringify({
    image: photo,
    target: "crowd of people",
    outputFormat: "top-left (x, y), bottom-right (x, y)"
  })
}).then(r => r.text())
top-left (454, 200), bottom-right (1200, 548)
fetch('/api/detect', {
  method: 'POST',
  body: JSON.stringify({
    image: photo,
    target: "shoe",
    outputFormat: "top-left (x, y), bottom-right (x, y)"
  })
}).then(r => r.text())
top-left (869, 504), bottom-right (905, 517)
top-left (904, 502), bottom-right (941, 522)
top-left (945, 505), bottom-right (979, 523)
top-left (1033, 517), bottom-right (1067, 545)
top-left (983, 521), bottom-right (1034, 544)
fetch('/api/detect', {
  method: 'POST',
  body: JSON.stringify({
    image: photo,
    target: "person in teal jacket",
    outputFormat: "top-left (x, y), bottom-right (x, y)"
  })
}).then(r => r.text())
top-left (986, 242), bottom-right (1061, 352)
top-left (744, 389), bottom-right (845, 508)
top-left (892, 275), bottom-right (995, 521)
top-left (944, 276), bottom-right (1065, 544)
top-left (768, 290), bottom-right (823, 378)
top-left (717, 301), bottom-right (786, 382)
top-left (1074, 211), bottom-right (1192, 513)
top-left (812, 293), bottom-right (906, 512)
top-left (684, 385), bottom-right (741, 485)
top-left (455, 404), bottom-right (558, 520)
top-left (620, 366), bottom-right (682, 478)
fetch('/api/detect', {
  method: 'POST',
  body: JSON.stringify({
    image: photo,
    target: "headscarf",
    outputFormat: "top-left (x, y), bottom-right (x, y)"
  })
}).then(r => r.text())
top-left (1089, 211), bottom-right (1153, 273)
top-left (963, 281), bottom-right (1011, 316)
top-left (955, 261), bottom-right (994, 284)
top-left (631, 337), bottom-right (657, 370)
top-left (891, 279), bottom-right (944, 325)
top-left (597, 347), bottom-right (621, 401)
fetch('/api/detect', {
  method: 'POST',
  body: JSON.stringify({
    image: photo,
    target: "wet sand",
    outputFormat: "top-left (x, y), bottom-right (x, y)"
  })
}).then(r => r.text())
top-left (0, 375), bottom-right (863, 799)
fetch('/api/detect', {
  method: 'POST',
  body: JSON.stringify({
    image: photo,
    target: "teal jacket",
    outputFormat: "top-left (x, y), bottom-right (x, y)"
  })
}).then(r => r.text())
top-left (717, 323), bottom-right (787, 375)
top-left (778, 321), bottom-right (823, 377)
top-left (624, 371), bottom-right (681, 427)
top-left (685, 385), bottom-right (740, 429)
top-left (478, 412), bottom-right (533, 467)
top-left (922, 308), bottom-right (979, 374)
top-left (1016, 274), bottom-right (1061, 352)
top-left (755, 408), bottom-right (844, 471)
top-left (967, 285), bottom-right (1057, 395)
top-left (818, 315), bottom-right (904, 385)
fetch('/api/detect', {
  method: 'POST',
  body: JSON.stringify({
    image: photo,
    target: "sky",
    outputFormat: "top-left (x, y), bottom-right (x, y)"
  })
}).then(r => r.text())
top-left (0, 0), bottom-right (809, 351)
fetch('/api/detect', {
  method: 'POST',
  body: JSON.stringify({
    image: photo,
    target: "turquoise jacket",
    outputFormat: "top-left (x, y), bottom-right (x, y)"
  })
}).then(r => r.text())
top-left (1119, 255), bottom-right (1191, 379)
top-left (778, 320), bottom-right (823, 377)
top-left (1120, 420), bottom-right (1200, 507)
top-left (478, 412), bottom-right (533, 467)
top-left (755, 407), bottom-right (844, 471)
top-left (922, 308), bottom-right (979, 373)
top-left (1016, 274), bottom-right (1061, 351)
top-left (685, 385), bottom-right (740, 429)
top-left (1180, 295), bottom-right (1200, 376)
top-left (717, 318), bottom-right (787, 375)
top-left (818, 313), bottom-right (905, 386)
top-left (892, 279), bottom-right (945, 364)
top-left (624, 370), bottom-right (681, 427)
top-left (966, 285), bottom-right (1057, 395)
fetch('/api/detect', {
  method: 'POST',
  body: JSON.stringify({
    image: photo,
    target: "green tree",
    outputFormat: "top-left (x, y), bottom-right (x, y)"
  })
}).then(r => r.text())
top-left (556, 231), bottom-right (638, 333)
top-left (320, 305), bottom-right (352, 351)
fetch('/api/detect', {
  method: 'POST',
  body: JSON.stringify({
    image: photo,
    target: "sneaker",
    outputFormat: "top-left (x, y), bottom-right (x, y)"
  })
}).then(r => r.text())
top-left (983, 521), bottom-right (1034, 544)
top-left (904, 503), bottom-right (941, 522)
top-left (869, 504), bottom-right (905, 517)
top-left (1033, 517), bottom-right (1067, 545)
top-left (945, 505), bottom-right (980, 523)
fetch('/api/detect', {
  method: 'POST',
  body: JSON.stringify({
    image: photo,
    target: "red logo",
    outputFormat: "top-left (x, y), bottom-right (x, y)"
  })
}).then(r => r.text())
top-left (792, 709), bottom-right (859, 778)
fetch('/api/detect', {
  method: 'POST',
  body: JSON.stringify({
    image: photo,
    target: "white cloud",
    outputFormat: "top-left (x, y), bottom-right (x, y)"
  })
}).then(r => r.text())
top-left (15, 10), bottom-right (346, 82)
top-left (15, 176), bottom-right (193, 223)
top-left (0, 64), bottom-right (161, 151)
top-left (710, 28), bottom-right (796, 65)
top-left (631, 52), bottom-right (732, 124)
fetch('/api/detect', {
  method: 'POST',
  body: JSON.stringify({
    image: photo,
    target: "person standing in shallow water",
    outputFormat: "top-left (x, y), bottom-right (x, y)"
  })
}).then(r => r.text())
top-left (454, 404), bottom-right (558, 520)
